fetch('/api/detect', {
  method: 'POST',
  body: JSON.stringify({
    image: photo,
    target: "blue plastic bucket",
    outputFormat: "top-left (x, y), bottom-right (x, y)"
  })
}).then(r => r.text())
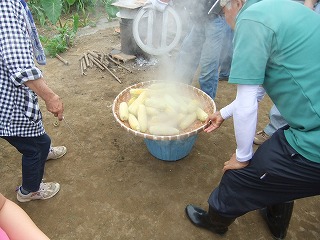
top-left (144, 134), bottom-right (198, 161)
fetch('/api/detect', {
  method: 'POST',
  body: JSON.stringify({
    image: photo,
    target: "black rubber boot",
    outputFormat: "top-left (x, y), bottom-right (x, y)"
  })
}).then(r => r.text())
top-left (185, 204), bottom-right (235, 235)
top-left (260, 201), bottom-right (294, 240)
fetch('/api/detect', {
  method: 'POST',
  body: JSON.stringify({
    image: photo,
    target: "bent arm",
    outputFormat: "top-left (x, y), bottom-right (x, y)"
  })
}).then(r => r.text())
top-left (25, 78), bottom-right (64, 120)
top-left (0, 194), bottom-right (50, 240)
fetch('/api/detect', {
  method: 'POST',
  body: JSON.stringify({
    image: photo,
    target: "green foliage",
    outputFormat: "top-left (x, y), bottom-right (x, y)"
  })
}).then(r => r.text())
top-left (28, 0), bottom-right (118, 57)
top-left (103, 0), bottom-right (118, 19)
top-left (28, 1), bottom-right (46, 26)
top-left (72, 13), bottom-right (80, 33)
top-left (66, 0), bottom-right (77, 4)
top-left (40, 0), bottom-right (62, 25)
top-left (41, 13), bottom-right (79, 57)
top-left (40, 35), bottom-right (68, 57)
top-left (29, 0), bottom-right (118, 25)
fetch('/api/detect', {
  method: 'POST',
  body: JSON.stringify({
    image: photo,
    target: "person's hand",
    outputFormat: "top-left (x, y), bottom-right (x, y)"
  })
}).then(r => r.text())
top-left (45, 94), bottom-right (64, 121)
top-left (223, 153), bottom-right (249, 173)
top-left (146, 0), bottom-right (170, 12)
top-left (24, 78), bottom-right (64, 121)
top-left (204, 111), bottom-right (224, 133)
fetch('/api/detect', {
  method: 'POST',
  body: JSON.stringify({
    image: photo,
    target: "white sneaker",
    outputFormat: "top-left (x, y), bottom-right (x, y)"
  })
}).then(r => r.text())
top-left (17, 182), bottom-right (60, 202)
top-left (47, 146), bottom-right (67, 160)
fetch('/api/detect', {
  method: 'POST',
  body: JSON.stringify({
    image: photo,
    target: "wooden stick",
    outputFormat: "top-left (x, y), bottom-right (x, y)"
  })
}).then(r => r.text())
top-left (84, 51), bottom-right (122, 83)
top-left (79, 57), bottom-right (85, 76)
top-left (107, 55), bottom-right (132, 73)
top-left (105, 66), bottom-right (122, 84)
top-left (87, 50), bottom-right (99, 59)
top-left (99, 61), bottom-right (121, 84)
top-left (87, 54), bottom-right (105, 70)
top-left (84, 53), bottom-right (90, 68)
top-left (102, 54), bottom-right (110, 66)
top-left (56, 54), bottom-right (69, 65)
top-left (81, 57), bottom-right (87, 72)
top-left (93, 50), bottom-right (101, 56)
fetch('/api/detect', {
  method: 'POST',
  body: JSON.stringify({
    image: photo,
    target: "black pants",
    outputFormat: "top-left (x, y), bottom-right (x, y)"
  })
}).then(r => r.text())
top-left (208, 128), bottom-right (320, 218)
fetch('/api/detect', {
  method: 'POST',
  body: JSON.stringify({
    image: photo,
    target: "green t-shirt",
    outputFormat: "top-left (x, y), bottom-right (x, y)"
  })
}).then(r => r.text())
top-left (229, 0), bottom-right (320, 163)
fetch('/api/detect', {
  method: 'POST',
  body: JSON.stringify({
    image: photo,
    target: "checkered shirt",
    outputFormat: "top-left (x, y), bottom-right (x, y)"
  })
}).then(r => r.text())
top-left (0, 0), bottom-right (45, 137)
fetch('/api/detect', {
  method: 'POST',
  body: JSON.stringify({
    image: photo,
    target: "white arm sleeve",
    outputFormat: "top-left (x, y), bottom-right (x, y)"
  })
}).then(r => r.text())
top-left (233, 84), bottom-right (260, 162)
top-left (220, 100), bottom-right (235, 119)
top-left (220, 85), bottom-right (264, 120)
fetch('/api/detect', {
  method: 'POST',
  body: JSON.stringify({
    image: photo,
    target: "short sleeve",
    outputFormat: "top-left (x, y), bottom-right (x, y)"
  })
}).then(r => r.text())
top-left (229, 19), bottom-right (275, 85)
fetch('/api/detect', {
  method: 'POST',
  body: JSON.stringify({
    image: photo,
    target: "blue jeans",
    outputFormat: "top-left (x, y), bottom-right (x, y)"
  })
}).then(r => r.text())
top-left (264, 104), bottom-right (288, 136)
top-left (219, 24), bottom-right (233, 79)
top-left (174, 15), bottom-right (233, 99)
top-left (1, 134), bottom-right (51, 192)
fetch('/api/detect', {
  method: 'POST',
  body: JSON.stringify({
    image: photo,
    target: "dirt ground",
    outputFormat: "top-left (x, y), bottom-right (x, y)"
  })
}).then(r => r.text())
top-left (0, 18), bottom-right (319, 240)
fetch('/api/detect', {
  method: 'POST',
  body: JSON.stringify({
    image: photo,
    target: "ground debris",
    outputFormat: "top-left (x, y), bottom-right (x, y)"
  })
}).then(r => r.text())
top-left (79, 50), bottom-right (123, 83)
top-left (134, 56), bottom-right (158, 67)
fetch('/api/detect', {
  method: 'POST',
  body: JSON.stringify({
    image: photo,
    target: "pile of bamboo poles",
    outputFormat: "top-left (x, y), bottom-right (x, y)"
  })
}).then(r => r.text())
top-left (79, 50), bottom-right (132, 84)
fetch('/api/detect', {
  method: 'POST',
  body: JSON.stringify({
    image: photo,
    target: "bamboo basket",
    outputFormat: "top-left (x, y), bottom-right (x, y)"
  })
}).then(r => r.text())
top-left (112, 80), bottom-right (216, 160)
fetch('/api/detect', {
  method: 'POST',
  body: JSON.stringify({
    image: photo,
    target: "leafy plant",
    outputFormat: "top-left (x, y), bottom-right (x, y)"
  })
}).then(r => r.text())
top-left (28, 1), bottom-right (47, 26)
top-left (40, 0), bottom-right (62, 25)
top-left (41, 13), bottom-right (79, 57)
top-left (103, 0), bottom-right (118, 19)
top-left (28, 0), bottom-right (118, 57)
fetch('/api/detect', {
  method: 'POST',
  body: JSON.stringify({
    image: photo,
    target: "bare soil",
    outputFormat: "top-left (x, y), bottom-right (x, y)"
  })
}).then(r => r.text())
top-left (0, 18), bottom-right (319, 240)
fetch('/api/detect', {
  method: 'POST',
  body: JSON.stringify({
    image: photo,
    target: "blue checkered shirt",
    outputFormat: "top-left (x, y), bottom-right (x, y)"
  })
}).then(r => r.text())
top-left (0, 0), bottom-right (45, 137)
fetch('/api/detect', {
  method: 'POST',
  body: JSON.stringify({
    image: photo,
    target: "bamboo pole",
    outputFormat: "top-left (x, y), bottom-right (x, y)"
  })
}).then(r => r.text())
top-left (56, 54), bottom-right (69, 65)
